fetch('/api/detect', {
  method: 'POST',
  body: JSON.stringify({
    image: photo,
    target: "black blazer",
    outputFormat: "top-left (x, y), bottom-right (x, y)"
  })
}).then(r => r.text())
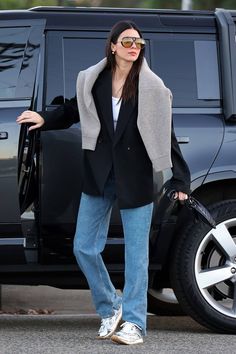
top-left (42, 68), bottom-right (190, 208)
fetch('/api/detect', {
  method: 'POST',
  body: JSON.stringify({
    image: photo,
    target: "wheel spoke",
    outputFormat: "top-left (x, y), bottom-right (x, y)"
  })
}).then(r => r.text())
top-left (211, 223), bottom-right (236, 259)
top-left (197, 266), bottom-right (233, 289)
top-left (232, 283), bottom-right (236, 314)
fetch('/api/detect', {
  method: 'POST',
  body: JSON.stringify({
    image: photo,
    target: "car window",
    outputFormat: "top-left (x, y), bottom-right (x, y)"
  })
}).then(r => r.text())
top-left (151, 35), bottom-right (221, 108)
top-left (0, 27), bottom-right (30, 99)
top-left (63, 38), bottom-right (105, 102)
top-left (0, 20), bottom-right (45, 102)
top-left (45, 33), bottom-right (105, 105)
top-left (45, 31), bottom-right (218, 109)
top-left (45, 32), bottom-right (150, 106)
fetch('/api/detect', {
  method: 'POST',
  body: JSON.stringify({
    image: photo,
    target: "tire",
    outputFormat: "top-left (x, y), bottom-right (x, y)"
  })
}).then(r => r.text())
top-left (171, 199), bottom-right (236, 333)
top-left (147, 288), bottom-right (185, 316)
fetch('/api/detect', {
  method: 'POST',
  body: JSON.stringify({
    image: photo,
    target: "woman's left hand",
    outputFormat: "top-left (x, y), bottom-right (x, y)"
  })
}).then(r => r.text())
top-left (174, 191), bottom-right (188, 202)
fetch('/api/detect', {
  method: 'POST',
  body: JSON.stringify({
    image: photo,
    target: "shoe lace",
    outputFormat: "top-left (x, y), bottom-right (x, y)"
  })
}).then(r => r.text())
top-left (100, 317), bottom-right (111, 329)
top-left (120, 321), bottom-right (142, 334)
top-left (99, 307), bottom-right (121, 333)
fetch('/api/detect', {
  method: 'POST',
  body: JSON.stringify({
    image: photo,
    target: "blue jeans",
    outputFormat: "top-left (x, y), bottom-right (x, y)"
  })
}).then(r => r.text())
top-left (73, 176), bottom-right (153, 334)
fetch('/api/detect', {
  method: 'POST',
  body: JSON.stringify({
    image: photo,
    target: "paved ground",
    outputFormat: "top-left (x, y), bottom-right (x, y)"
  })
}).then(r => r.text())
top-left (0, 285), bottom-right (95, 315)
top-left (0, 314), bottom-right (234, 354)
top-left (0, 286), bottom-right (236, 353)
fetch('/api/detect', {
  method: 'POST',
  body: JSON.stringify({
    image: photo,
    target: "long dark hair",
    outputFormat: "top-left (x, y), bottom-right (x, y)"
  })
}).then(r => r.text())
top-left (105, 20), bottom-right (145, 102)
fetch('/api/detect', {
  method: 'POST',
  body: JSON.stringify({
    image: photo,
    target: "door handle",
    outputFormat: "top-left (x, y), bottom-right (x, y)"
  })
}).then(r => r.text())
top-left (177, 136), bottom-right (189, 144)
top-left (0, 132), bottom-right (8, 139)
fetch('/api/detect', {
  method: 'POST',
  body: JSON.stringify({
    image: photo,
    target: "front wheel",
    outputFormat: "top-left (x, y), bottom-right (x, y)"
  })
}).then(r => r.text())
top-left (171, 200), bottom-right (236, 333)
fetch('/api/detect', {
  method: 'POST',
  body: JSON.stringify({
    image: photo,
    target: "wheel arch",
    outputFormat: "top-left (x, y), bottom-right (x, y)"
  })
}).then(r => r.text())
top-left (191, 176), bottom-right (236, 205)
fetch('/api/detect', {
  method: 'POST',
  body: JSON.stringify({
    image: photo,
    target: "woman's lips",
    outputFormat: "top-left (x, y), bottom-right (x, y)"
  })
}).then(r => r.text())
top-left (128, 51), bottom-right (137, 56)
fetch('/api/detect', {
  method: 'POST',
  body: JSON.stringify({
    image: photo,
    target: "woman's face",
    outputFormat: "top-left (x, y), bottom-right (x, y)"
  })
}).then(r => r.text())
top-left (111, 28), bottom-right (142, 64)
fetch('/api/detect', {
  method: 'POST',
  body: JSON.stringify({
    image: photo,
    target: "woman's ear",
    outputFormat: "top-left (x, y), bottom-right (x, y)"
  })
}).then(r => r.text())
top-left (111, 42), bottom-right (116, 53)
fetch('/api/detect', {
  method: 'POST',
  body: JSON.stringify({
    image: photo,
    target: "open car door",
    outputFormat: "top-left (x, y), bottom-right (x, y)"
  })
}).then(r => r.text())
top-left (0, 19), bottom-right (45, 264)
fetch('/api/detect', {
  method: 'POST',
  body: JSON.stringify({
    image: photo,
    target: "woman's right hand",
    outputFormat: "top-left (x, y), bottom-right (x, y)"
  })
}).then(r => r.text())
top-left (16, 110), bottom-right (45, 131)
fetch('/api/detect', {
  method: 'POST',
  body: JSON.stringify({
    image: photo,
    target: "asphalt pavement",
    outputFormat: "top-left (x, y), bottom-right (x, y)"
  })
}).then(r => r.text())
top-left (0, 286), bottom-right (236, 353)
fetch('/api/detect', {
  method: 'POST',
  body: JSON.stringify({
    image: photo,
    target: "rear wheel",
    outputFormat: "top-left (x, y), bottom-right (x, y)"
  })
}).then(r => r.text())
top-left (171, 200), bottom-right (236, 333)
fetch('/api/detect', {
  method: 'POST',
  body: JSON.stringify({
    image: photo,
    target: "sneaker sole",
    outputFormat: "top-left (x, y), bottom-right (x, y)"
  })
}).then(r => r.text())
top-left (97, 310), bottom-right (122, 340)
top-left (111, 334), bottom-right (143, 345)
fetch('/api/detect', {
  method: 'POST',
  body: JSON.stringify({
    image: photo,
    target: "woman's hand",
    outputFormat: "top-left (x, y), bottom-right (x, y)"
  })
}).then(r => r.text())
top-left (16, 110), bottom-right (45, 131)
top-left (174, 191), bottom-right (188, 202)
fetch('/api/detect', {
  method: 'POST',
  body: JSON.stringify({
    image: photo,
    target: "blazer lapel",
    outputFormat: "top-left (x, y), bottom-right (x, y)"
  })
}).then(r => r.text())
top-left (91, 66), bottom-right (137, 145)
top-left (92, 69), bottom-right (114, 140)
top-left (113, 97), bottom-right (136, 146)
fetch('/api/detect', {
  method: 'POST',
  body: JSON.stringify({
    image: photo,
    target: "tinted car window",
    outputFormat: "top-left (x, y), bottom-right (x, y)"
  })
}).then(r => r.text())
top-left (45, 32), bottom-right (150, 105)
top-left (151, 35), bottom-right (221, 108)
top-left (0, 27), bottom-right (30, 99)
top-left (194, 41), bottom-right (220, 100)
top-left (63, 38), bottom-right (105, 101)
top-left (45, 33), bottom-right (106, 105)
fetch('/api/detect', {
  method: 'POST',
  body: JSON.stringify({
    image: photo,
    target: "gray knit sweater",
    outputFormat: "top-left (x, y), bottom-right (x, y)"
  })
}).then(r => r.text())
top-left (76, 58), bottom-right (173, 172)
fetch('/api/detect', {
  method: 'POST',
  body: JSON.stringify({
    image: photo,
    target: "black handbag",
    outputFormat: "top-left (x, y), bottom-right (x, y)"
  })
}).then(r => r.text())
top-left (184, 196), bottom-right (216, 229)
top-left (168, 191), bottom-right (216, 229)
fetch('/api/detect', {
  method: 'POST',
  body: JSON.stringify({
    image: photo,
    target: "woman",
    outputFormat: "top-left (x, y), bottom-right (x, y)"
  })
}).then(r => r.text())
top-left (17, 20), bottom-right (190, 345)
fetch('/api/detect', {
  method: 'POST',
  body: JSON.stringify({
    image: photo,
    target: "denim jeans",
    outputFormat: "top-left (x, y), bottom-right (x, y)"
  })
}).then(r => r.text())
top-left (73, 175), bottom-right (153, 334)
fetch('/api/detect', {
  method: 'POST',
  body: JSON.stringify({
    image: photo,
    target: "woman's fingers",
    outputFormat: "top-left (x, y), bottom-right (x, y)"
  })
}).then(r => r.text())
top-left (28, 123), bottom-right (41, 131)
top-left (17, 110), bottom-right (33, 122)
top-left (175, 191), bottom-right (188, 201)
top-left (16, 110), bottom-right (45, 128)
top-left (17, 111), bottom-right (37, 123)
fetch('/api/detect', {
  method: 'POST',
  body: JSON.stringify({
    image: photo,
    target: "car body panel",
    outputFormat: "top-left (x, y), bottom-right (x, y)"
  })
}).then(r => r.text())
top-left (0, 7), bottom-right (234, 286)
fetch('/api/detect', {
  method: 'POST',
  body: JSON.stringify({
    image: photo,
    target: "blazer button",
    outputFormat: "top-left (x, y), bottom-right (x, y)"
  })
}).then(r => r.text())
top-left (98, 138), bottom-right (103, 143)
top-left (127, 147), bottom-right (130, 150)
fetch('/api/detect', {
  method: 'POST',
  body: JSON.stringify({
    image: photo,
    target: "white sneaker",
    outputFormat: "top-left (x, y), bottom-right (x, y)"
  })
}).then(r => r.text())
top-left (97, 306), bottom-right (122, 339)
top-left (111, 321), bottom-right (143, 345)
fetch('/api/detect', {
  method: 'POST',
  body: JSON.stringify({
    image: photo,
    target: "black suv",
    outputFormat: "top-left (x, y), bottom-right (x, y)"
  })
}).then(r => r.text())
top-left (1, 6), bottom-right (236, 333)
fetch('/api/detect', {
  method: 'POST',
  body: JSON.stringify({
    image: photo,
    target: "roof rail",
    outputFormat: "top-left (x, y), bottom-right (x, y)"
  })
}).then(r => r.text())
top-left (30, 6), bottom-right (88, 12)
top-left (29, 6), bottom-right (212, 15)
top-left (215, 8), bottom-right (236, 120)
top-left (29, 6), bottom-right (155, 13)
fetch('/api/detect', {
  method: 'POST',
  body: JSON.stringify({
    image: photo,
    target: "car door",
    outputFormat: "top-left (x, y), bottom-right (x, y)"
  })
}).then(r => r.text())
top-left (0, 19), bottom-right (45, 264)
top-left (148, 27), bottom-right (224, 265)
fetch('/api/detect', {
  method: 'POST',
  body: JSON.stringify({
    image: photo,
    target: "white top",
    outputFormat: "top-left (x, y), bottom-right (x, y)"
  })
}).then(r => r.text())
top-left (112, 96), bottom-right (122, 130)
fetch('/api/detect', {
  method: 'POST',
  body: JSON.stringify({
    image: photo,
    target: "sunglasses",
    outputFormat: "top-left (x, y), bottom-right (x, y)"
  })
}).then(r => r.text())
top-left (119, 37), bottom-right (146, 50)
